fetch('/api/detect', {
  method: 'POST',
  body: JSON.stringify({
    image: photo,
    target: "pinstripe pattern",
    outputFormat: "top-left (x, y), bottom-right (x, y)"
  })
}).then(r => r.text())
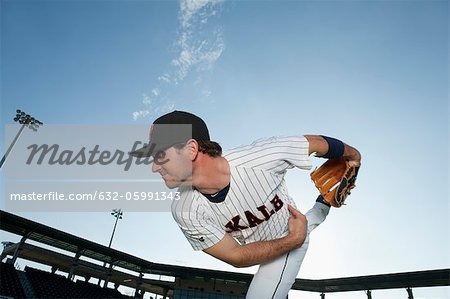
top-left (171, 136), bottom-right (311, 251)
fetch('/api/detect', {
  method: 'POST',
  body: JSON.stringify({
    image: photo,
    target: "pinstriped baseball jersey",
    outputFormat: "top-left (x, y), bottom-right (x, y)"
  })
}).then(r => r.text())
top-left (171, 136), bottom-right (312, 251)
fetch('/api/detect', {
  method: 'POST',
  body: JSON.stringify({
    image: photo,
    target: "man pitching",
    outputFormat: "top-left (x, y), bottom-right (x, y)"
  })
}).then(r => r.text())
top-left (130, 110), bottom-right (361, 298)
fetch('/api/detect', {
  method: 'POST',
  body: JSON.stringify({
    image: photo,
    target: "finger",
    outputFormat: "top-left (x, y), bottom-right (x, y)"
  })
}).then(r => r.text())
top-left (288, 204), bottom-right (301, 218)
top-left (347, 160), bottom-right (361, 167)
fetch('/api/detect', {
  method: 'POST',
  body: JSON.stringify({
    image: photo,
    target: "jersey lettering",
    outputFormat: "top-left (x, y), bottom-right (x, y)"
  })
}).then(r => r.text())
top-left (224, 215), bottom-right (249, 232)
top-left (225, 195), bottom-right (284, 232)
top-left (270, 195), bottom-right (284, 211)
top-left (256, 205), bottom-right (271, 221)
top-left (245, 210), bottom-right (264, 227)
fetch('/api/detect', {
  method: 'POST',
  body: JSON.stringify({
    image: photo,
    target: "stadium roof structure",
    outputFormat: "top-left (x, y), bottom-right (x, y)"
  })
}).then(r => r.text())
top-left (0, 209), bottom-right (252, 281)
top-left (1, 209), bottom-right (449, 298)
top-left (293, 269), bottom-right (449, 292)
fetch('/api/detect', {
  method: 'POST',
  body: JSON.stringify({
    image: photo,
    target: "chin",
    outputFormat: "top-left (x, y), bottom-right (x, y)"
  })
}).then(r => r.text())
top-left (163, 179), bottom-right (181, 189)
top-left (164, 180), bottom-right (192, 189)
top-left (164, 183), bottom-right (179, 189)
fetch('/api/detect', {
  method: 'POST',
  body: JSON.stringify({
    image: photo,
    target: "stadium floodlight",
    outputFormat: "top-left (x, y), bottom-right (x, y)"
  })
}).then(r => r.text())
top-left (0, 109), bottom-right (43, 168)
top-left (108, 209), bottom-right (123, 248)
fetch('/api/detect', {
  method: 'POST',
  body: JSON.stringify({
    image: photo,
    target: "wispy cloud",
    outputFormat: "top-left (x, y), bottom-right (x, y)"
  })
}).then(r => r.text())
top-left (133, 0), bottom-right (225, 120)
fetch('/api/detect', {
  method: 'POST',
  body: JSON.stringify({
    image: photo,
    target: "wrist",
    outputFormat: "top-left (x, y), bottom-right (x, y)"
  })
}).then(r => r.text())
top-left (286, 230), bottom-right (306, 249)
top-left (282, 235), bottom-right (298, 251)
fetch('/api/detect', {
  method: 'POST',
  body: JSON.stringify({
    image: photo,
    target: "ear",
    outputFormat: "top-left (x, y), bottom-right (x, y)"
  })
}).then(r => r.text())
top-left (186, 139), bottom-right (199, 161)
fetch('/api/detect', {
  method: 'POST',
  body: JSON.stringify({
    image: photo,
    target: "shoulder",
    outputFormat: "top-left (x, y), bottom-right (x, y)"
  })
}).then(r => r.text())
top-left (171, 187), bottom-right (209, 222)
top-left (225, 135), bottom-right (307, 152)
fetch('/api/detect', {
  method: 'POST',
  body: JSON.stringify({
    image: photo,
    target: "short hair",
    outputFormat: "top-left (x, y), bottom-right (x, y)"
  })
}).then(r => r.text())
top-left (197, 140), bottom-right (222, 157)
top-left (173, 140), bottom-right (222, 157)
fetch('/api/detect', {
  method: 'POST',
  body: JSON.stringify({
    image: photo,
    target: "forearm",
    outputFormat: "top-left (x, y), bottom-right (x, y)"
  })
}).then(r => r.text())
top-left (305, 135), bottom-right (361, 163)
top-left (233, 235), bottom-right (301, 268)
top-left (204, 205), bottom-right (307, 268)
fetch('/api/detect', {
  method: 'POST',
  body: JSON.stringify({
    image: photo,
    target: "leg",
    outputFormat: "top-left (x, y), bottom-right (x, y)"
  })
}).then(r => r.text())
top-left (246, 202), bottom-right (330, 299)
top-left (245, 236), bottom-right (310, 299)
top-left (305, 201), bottom-right (330, 233)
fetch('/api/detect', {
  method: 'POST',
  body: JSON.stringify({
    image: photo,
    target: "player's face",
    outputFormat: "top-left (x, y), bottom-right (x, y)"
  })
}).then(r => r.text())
top-left (151, 145), bottom-right (192, 189)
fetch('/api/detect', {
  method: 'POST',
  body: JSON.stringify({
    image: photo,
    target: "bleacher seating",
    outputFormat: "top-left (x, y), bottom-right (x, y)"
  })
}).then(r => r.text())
top-left (1, 262), bottom-right (134, 299)
top-left (23, 266), bottom-right (131, 298)
top-left (75, 280), bottom-right (129, 298)
top-left (0, 262), bottom-right (26, 298)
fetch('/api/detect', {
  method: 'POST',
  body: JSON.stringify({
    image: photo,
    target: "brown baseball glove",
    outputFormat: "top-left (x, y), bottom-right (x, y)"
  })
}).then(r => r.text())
top-left (310, 158), bottom-right (360, 207)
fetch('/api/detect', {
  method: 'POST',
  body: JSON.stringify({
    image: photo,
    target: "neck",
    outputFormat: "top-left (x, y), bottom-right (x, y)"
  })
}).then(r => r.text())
top-left (192, 154), bottom-right (230, 194)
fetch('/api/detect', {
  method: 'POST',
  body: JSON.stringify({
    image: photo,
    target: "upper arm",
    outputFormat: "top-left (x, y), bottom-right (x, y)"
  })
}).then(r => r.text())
top-left (203, 234), bottom-right (243, 267)
top-left (226, 136), bottom-right (312, 173)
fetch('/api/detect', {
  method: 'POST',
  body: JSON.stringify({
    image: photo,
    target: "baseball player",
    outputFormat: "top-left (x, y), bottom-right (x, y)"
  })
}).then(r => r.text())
top-left (130, 111), bottom-right (361, 298)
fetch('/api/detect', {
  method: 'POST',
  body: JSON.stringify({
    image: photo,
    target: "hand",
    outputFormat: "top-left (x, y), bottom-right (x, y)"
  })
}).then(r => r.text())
top-left (287, 205), bottom-right (307, 248)
top-left (344, 145), bottom-right (361, 166)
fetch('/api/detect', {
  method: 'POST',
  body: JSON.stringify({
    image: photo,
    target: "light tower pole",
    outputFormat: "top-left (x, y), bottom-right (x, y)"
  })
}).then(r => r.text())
top-left (101, 209), bottom-right (123, 288)
top-left (0, 109), bottom-right (43, 168)
top-left (108, 209), bottom-right (123, 248)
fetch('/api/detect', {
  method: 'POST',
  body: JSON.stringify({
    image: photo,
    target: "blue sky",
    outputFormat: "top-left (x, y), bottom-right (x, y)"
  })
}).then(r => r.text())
top-left (1, 0), bottom-right (449, 298)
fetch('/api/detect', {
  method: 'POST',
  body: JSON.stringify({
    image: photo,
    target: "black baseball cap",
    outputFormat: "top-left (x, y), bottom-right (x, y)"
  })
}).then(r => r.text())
top-left (129, 111), bottom-right (210, 158)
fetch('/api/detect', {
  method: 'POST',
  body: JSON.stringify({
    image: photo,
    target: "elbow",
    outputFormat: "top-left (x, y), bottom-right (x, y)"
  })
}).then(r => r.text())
top-left (231, 262), bottom-right (246, 268)
top-left (229, 256), bottom-right (247, 268)
top-left (232, 261), bottom-right (256, 268)
top-left (228, 254), bottom-right (254, 268)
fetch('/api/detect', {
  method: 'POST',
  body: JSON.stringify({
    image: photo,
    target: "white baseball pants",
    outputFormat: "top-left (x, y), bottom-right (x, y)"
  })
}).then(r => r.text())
top-left (245, 202), bottom-right (330, 299)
